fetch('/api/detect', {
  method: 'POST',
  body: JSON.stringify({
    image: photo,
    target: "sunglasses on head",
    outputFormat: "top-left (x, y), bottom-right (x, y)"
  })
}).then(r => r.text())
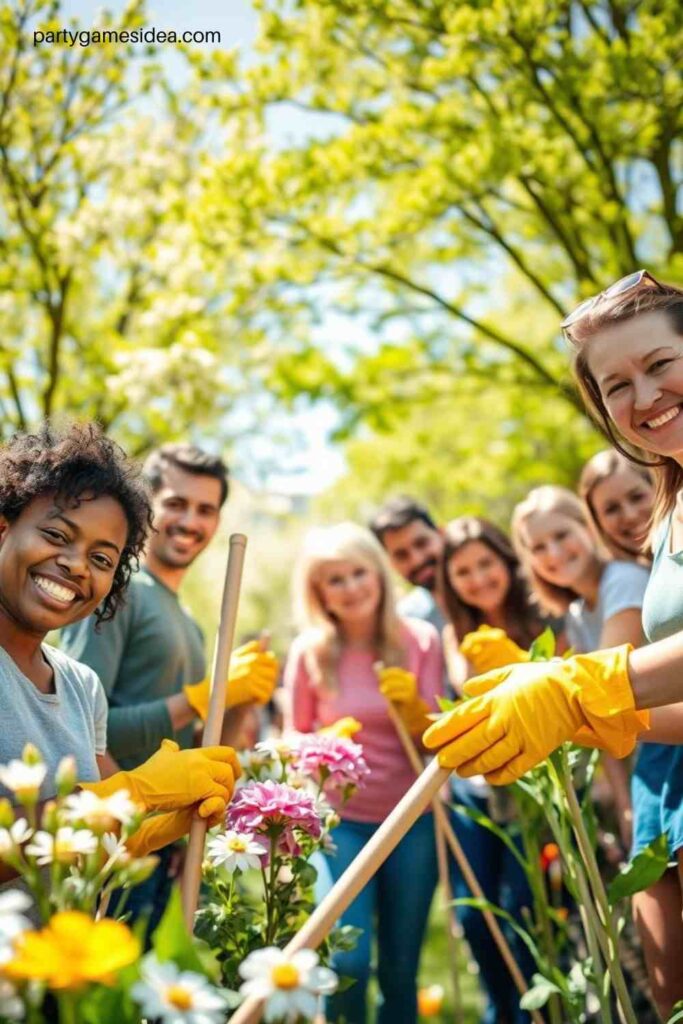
top-left (561, 269), bottom-right (666, 332)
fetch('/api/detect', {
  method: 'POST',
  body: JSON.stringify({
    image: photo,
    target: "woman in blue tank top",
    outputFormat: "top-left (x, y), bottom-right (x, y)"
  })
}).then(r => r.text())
top-left (422, 273), bottom-right (683, 1018)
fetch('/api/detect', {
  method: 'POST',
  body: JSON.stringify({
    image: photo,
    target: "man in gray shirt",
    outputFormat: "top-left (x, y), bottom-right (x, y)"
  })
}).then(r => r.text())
top-left (370, 496), bottom-right (447, 632)
top-left (63, 443), bottom-right (276, 936)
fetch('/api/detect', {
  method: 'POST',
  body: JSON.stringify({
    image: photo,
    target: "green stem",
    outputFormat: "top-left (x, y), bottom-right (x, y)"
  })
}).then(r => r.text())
top-left (571, 858), bottom-right (613, 1024)
top-left (58, 991), bottom-right (78, 1024)
top-left (517, 808), bottom-right (563, 1024)
top-left (557, 750), bottom-right (638, 1024)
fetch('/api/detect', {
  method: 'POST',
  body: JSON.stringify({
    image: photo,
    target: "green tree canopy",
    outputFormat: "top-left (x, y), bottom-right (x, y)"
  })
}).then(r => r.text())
top-left (196, 0), bottom-right (683, 433)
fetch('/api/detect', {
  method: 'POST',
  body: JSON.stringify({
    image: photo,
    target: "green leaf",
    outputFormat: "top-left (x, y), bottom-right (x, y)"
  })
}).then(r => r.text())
top-left (451, 802), bottom-right (529, 874)
top-left (528, 627), bottom-right (556, 662)
top-left (607, 833), bottom-right (669, 905)
top-left (667, 1000), bottom-right (683, 1023)
top-left (152, 887), bottom-right (212, 975)
top-left (436, 695), bottom-right (459, 712)
top-left (520, 974), bottom-right (563, 1010)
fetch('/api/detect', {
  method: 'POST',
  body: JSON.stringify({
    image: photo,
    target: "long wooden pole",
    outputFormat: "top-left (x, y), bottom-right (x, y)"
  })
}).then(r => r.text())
top-left (384, 703), bottom-right (541, 1024)
top-left (181, 533), bottom-right (247, 929)
top-left (229, 757), bottom-right (450, 1024)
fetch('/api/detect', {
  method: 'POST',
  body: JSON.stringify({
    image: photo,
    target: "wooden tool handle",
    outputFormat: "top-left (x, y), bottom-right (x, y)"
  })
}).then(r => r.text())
top-left (181, 533), bottom-right (247, 929)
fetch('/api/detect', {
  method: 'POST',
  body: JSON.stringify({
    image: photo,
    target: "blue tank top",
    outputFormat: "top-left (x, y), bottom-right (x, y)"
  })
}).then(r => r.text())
top-left (641, 512), bottom-right (683, 642)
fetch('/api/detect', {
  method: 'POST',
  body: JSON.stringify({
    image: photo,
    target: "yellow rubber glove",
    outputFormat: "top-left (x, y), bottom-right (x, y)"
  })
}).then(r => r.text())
top-left (183, 641), bottom-right (279, 721)
top-left (460, 625), bottom-right (530, 674)
top-left (81, 740), bottom-right (241, 817)
top-left (423, 646), bottom-right (649, 785)
top-left (320, 717), bottom-right (363, 739)
top-left (125, 800), bottom-right (226, 858)
top-left (376, 665), bottom-right (431, 735)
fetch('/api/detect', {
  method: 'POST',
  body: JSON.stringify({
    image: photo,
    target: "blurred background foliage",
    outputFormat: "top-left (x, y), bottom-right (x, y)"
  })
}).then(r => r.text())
top-left (2, 0), bottom-right (682, 643)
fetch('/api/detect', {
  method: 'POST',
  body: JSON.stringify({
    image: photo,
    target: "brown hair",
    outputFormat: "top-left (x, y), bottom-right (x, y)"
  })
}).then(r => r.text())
top-left (440, 516), bottom-right (544, 647)
top-left (567, 280), bottom-right (683, 536)
top-left (511, 486), bottom-right (603, 617)
top-left (578, 449), bottom-right (654, 560)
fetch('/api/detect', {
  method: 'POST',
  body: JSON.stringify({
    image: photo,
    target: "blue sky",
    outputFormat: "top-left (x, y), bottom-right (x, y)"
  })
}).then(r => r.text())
top-left (60, 0), bottom-right (350, 495)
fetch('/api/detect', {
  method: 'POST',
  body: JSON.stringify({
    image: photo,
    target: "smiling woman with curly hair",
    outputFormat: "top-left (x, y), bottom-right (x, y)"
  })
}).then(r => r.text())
top-left (0, 422), bottom-right (153, 625)
top-left (0, 421), bottom-right (241, 884)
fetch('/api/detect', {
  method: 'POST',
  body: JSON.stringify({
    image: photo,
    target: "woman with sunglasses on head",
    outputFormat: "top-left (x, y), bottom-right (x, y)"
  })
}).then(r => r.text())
top-left (440, 516), bottom-right (549, 1024)
top-left (423, 271), bottom-right (683, 1017)
top-left (0, 422), bottom-right (240, 881)
top-left (284, 522), bottom-right (443, 1024)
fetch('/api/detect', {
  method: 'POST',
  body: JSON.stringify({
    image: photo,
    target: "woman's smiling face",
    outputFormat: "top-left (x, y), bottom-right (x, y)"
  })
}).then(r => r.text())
top-left (586, 311), bottom-right (683, 462)
top-left (0, 493), bottom-right (127, 637)
top-left (522, 510), bottom-right (598, 591)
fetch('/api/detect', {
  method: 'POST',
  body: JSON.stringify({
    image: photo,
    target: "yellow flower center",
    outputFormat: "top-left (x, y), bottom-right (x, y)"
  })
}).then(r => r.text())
top-left (272, 963), bottom-right (300, 990)
top-left (228, 837), bottom-right (248, 853)
top-left (167, 984), bottom-right (194, 1010)
top-left (53, 840), bottom-right (78, 865)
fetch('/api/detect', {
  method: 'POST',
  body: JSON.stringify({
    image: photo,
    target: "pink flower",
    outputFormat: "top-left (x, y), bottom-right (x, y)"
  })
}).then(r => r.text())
top-left (292, 735), bottom-right (370, 797)
top-left (226, 781), bottom-right (322, 857)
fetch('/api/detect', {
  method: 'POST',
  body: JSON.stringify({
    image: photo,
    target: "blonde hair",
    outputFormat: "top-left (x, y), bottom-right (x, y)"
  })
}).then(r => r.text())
top-left (511, 485), bottom-right (603, 616)
top-left (292, 522), bottom-right (406, 690)
top-left (578, 449), bottom-right (654, 560)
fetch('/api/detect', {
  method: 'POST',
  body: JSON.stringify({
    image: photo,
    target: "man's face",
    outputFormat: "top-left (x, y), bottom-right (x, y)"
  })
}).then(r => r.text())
top-left (147, 463), bottom-right (222, 570)
top-left (381, 519), bottom-right (444, 591)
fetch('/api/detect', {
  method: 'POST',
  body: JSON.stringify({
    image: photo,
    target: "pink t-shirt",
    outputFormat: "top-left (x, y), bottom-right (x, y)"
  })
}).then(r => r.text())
top-left (284, 618), bottom-right (444, 823)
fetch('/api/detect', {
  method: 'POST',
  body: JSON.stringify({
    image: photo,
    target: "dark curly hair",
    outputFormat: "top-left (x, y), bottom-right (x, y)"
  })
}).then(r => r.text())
top-left (0, 422), bottom-right (153, 624)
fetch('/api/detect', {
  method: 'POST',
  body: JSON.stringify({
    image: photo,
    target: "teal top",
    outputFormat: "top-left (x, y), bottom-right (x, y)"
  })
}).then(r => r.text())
top-left (642, 512), bottom-right (683, 643)
top-left (61, 568), bottom-right (205, 770)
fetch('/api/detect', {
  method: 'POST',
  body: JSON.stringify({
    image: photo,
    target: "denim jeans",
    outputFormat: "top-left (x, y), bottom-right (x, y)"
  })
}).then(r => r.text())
top-left (324, 812), bottom-right (438, 1024)
top-left (449, 778), bottom-right (535, 1024)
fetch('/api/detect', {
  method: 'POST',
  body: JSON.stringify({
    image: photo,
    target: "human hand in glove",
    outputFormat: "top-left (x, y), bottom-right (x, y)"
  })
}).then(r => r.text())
top-left (423, 646), bottom-right (649, 785)
top-left (320, 717), bottom-right (363, 739)
top-left (82, 739), bottom-right (241, 817)
top-left (376, 664), bottom-right (431, 735)
top-left (460, 625), bottom-right (530, 674)
top-left (183, 641), bottom-right (279, 720)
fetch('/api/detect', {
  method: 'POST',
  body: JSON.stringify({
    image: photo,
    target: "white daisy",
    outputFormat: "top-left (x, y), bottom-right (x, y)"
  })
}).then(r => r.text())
top-left (101, 832), bottom-right (132, 867)
top-left (238, 947), bottom-right (337, 1023)
top-left (0, 761), bottom-right (46, 802)
top-left (62, 789), bottom-right (140, 832)
top-left (206, 831), bottom-right (267, 874)
top-left (55, 755), bottom-right (77, 792)
top-left (0, 978), bottom-right (23, 1020)
top-left (25, 827), bottom-right (97, 866)
top-left (131, 954), bottom-right (229, 1024)
top-left (0, 820), bottom-right (32, 858)
top-left (0, 890), bottom-right (32, 964)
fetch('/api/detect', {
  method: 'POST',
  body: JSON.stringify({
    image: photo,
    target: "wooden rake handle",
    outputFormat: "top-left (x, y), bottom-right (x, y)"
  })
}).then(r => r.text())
top-left (181, 533), bottom-right (247, 930)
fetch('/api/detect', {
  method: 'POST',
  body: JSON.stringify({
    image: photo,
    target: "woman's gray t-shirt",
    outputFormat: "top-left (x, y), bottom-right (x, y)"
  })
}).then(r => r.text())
top-left (0, 643), bottom-right (107, 799)
top-left (565, 560), bottom-right (650, 654)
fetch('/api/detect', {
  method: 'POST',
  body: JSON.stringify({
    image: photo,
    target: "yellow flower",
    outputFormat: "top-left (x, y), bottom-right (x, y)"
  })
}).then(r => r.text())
top-left (418, 984), bottom-right (444, 1017)
top-left (4, 912), bottom-right (140, 990)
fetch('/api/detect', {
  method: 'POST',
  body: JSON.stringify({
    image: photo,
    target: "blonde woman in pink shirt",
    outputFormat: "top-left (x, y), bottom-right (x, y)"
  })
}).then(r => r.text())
top-left (284, 522), bottom-right (443, 1024)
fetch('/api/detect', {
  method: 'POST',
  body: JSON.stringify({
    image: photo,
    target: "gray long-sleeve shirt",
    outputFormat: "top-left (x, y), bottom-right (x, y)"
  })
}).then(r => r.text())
top-left (61, 568), bottom-right (205, 770)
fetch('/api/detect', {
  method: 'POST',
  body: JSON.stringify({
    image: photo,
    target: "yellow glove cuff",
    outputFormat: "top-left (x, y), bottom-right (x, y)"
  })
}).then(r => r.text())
top-left (573, 645), bottom-right (650, 758)
top-left (183, 679), bottom-right (209, 721)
